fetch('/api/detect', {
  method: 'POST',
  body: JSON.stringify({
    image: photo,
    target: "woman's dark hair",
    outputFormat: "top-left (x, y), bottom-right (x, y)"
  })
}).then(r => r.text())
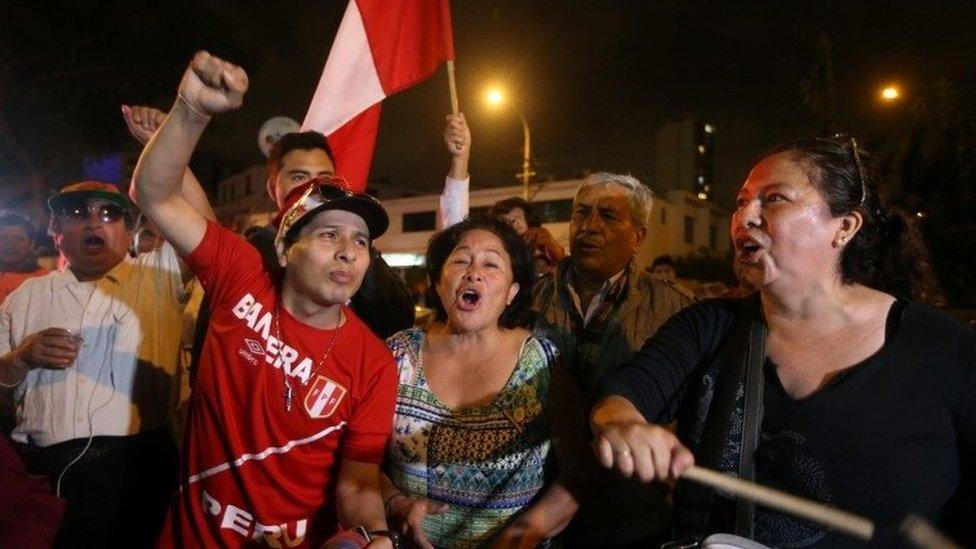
top-left (767, 135), bottom-right (943, 304)
top-left (425, 216), bottom-right (535, 328)
top-left (488, 197), bottom-right (543, 228)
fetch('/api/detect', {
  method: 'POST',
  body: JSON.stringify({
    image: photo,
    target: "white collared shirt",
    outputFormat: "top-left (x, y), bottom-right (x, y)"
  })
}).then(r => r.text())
top-left (566, 268), bottom-right (626, 326)
top-left (1, 243), bottom-right (186, 446)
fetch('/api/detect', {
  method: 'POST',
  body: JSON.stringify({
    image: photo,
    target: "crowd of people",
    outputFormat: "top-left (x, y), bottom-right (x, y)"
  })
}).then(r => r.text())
top-left (0, 51), bottom-right (973, 549)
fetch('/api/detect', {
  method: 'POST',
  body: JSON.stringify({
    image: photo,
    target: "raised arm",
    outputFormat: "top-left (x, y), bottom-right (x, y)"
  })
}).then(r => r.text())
top-left (437, 113), bottom-right (471, 229)
top-left (122, 104), bottom-right (216, 222)
top-left (445, 112), bottom-right (470, 181)
top-left (130, 51), bottom-right (248, 256)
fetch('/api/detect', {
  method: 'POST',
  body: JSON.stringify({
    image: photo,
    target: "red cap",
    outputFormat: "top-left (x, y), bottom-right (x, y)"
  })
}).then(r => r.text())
top-left (273, 177), bottom-right (389, 250)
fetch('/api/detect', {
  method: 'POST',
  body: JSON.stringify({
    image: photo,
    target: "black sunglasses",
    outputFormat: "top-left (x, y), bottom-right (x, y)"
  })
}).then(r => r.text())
top-left (59, 203), bottom-right (127, 223)
top-left (828, 133), bottom-right (868, 206)
top-left (314, 175), bottom-right (381, 206)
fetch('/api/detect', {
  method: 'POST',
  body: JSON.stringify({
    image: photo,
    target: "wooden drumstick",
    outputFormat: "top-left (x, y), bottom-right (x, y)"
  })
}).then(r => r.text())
top-left (681, 466), bottom-right (961, 548)
top-left (900, 514), bottom-right (961, 549)
top-left (681, 465), bottom-right (874, 540)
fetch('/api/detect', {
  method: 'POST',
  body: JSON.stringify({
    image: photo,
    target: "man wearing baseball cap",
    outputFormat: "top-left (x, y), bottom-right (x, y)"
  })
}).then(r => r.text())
top-left (122, 105), bottom-right (415, 342)
top-left (131, 51), bottom-right (398, 548)
top-left (0, 181), bottom-right (189, 545)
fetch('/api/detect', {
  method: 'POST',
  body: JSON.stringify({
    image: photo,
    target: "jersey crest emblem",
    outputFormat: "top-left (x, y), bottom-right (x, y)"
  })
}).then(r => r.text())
top-left (304, 375), bottom-right (347, 419)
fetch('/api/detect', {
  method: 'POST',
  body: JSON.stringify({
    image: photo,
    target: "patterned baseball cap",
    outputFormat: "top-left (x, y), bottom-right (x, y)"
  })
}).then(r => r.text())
top-left (274, 176), bottom-right (389, 251)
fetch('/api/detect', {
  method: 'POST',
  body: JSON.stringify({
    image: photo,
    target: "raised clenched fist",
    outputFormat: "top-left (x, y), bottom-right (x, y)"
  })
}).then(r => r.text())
top-left (177, 51), bottom-right (249, 118)
top-left (443, 113), bottom-right (470, 157)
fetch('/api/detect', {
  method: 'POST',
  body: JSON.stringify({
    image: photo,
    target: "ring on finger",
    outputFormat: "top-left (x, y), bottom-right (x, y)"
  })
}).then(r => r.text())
top-left (614, 447), bottom-right (632, 458)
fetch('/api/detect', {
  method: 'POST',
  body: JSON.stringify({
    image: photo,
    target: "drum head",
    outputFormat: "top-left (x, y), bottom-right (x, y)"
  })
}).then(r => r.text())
top-left (701, 533), bottom-right (771, 549)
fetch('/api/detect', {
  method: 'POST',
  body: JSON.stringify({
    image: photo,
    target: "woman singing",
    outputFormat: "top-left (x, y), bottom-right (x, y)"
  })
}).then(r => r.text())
top-left (591, 136), bottom-right (974, 547)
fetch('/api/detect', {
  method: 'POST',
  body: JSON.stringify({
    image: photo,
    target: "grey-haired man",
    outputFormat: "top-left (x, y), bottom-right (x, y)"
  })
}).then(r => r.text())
top-left (534, 172), bottom-right (693, 547)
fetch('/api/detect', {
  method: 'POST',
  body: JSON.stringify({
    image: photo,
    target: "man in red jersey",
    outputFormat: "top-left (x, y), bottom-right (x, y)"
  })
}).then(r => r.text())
top-left (131, 51), bottom-right (398, 548)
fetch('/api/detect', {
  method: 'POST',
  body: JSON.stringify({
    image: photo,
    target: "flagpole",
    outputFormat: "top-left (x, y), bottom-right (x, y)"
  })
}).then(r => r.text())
top-left (447, 60), bottom-right (459, 115)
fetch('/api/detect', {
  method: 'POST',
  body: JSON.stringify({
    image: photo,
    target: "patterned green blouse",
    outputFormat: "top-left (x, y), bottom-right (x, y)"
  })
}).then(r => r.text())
top-left (384, 328), bottom-right (557, 548)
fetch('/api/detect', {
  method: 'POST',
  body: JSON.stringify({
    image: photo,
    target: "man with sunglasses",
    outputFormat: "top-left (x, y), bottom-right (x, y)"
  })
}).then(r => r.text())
top-left (0, 181), bottom-right (199, 545)
top-left (132, 52), bottom-right (398, 548)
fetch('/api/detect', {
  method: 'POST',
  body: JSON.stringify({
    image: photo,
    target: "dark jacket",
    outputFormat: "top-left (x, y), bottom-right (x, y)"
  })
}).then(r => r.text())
top-left (533, 258), bottom-right (692, 545)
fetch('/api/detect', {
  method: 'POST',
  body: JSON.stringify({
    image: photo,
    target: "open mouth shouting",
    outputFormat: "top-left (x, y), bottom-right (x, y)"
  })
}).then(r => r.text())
top-left (82, 235), bottom-right (107, 253)
top-left (734, 235), bottom-right (765, 263)
top-left (455, 287), bottom-right (482, 312)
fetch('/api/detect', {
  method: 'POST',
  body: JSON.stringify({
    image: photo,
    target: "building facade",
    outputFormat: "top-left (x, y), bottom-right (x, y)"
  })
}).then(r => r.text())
top-left (375, 180), bottom-right (729, 268)
top-left (212, 169), bottom-right (730, 269)
top-left (653, 116), bottom-right (716, 201)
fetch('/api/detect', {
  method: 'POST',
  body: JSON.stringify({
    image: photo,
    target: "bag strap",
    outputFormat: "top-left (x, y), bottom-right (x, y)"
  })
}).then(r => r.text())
top-left (672, 296), bottom-right (761, 542)
top-left (734, 312), bottom-right (767, 538)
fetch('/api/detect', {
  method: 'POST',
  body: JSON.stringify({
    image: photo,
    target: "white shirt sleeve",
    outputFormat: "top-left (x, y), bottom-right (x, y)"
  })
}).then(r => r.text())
top-left (437, 175), bottom-right (469, 230)
top-left (0, 298), bottom-right (12, 357)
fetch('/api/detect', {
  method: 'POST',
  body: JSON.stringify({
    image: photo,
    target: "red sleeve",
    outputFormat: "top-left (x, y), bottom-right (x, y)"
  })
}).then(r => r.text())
top-left (183, 220), bottom-right (268, 310)
top-left (342, 327), bottom-right (398, 463)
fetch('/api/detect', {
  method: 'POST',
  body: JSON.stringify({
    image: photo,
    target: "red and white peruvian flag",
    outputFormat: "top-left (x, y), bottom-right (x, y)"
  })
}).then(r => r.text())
top-left (302, 0), bottom-right (455, 192)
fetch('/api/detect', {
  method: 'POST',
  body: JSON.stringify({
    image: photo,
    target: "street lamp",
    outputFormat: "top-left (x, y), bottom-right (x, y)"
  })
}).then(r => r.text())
top-left (484, 87), bottom-right (535, 199)
top-left (486, 88), bottom-right (504, 107)
top-left (880, 85), bottom-right (901, 103)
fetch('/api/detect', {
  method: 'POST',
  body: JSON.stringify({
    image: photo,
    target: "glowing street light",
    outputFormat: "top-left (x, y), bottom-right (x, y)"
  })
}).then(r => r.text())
top-left (880, 85), bottom-right (901, 102)
top-left (483, 85), bottom-right (535, 198)
top-left (485, 88), bottom-right (505, 107)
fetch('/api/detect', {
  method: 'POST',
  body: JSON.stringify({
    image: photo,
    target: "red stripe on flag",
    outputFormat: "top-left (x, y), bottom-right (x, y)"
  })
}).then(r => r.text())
top-left (305, 0), bottom-right (455, 192)
top-left (326, 103), bottom-right (381, 193)
top-left (356, 0), bottom-right (455, 96)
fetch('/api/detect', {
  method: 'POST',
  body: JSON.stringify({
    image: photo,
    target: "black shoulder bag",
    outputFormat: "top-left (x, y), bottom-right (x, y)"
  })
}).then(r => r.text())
top-left (671, 295), bottom-right (767, 544)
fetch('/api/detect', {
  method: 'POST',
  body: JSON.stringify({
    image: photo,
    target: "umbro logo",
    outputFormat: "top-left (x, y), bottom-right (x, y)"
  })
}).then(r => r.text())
top-left (231, 293), bottom-right (316, 383)
top-left (244, 339), bottom-right (265, 355)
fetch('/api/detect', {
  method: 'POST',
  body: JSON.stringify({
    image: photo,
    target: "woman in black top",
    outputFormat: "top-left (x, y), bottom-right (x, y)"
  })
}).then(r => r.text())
top-left (590, 136), bottom-right (975, 547)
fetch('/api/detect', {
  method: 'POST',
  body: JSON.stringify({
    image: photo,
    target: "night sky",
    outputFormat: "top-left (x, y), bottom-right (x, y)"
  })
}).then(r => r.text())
top-left (2, 1), bottom-right (974, 207)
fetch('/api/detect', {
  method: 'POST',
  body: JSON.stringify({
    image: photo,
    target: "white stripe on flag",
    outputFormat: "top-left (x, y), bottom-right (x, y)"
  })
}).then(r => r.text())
top-left (186, 422), bottom-right (347, 485)
top-left (302, 0), bottom-right (386, 134)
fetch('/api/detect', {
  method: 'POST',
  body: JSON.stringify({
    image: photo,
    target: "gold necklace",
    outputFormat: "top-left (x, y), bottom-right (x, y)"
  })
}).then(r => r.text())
top-left (274, 304), bottom-right (342, 412)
